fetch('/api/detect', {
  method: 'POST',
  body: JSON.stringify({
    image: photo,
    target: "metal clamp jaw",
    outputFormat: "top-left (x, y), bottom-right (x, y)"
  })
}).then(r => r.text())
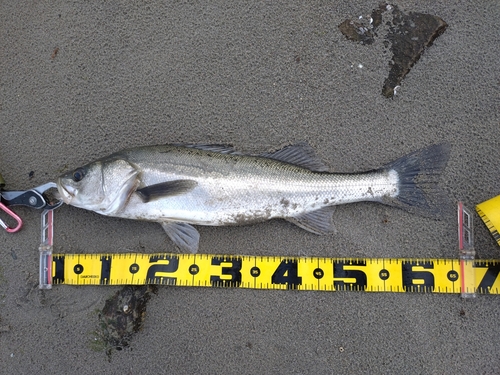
top-left (0, 180), bottom-right (63, 233)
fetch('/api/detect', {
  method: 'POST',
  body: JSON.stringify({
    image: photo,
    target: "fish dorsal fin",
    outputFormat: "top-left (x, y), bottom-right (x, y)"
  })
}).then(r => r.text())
top-left (176, 143), bottom-right (241, 155)
top-left (161, 222), bottom-right (200, 253)
top-left (136, 180), bottom-right (197, 203)
top-left (285, 206), bottom-right (337, 235)
top-left (261, 142), bottom-right (330, 172)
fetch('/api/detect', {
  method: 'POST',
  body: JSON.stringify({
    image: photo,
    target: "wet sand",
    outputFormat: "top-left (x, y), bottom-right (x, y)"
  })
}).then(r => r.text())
top-left (1, 1), bottom-right (499, 373)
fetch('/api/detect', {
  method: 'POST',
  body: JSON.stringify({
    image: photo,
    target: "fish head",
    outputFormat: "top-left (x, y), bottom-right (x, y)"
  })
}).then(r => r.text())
top-left (57, 157), bottom-right (139, 215)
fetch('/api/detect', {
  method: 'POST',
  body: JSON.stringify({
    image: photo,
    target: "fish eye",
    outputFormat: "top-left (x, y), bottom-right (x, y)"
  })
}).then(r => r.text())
top-left (72, 168), bottom-right (85, 182)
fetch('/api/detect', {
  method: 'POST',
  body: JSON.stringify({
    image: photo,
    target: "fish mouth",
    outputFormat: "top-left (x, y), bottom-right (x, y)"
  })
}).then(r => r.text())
top-left (56, 178), bottom-right (75, 204)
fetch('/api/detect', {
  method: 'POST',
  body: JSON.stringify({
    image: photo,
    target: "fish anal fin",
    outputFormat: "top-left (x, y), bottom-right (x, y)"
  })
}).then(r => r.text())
top-left (161, 222), bottom-right (200, 253)
top-left (286, 206), bottom-right (337, 235)
top-left (261, 142), bottom-right (330, 172)
top-left (136, 180), bottom-right (197, 203)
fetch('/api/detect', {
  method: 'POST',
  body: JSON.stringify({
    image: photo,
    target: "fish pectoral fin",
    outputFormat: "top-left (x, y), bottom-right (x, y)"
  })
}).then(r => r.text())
top-left (260, 142), bottom-right (330, 172)
top-left (136, 180), bottom-right (197, 203)
top-left (161, 222), bottom-right (200, 253)
top-left (286, 206), bottom-right (337, 235)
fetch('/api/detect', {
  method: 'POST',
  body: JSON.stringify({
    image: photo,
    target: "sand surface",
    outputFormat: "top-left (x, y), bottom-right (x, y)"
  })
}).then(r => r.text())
top-left (1, 1), bottom-right (499, 373)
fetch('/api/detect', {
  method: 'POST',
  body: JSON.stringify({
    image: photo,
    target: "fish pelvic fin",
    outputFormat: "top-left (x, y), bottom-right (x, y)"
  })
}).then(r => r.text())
top-left (286, 206), bottom-right (337, 235)
top-left (380, 142), bottom-right (451, 218)
top-left (161, 222), bottom-right (200, 253)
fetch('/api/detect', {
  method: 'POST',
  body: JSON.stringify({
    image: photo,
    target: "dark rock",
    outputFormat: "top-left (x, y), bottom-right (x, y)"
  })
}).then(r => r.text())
top-left (382, 7), bottom-right (447, 97)
top-left (96, 285), bottom-right (157, 357)
top-left (338, 19), bottom-right (376, 45)
top-left (338, 3), bottom-right (448, 98)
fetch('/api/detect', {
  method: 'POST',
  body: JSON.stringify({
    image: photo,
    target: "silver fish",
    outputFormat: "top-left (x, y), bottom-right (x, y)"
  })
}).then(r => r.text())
top-left (56, 142), bottom-right (450, 253)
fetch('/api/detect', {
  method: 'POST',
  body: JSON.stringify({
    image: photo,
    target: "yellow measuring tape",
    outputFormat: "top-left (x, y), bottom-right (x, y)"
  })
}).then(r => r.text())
top-left (36, 201), bottom-right (500, 295)
top-left (477, 195), bottom-right (500, 246)
top-left (49, 253), bottom-right (500, 294)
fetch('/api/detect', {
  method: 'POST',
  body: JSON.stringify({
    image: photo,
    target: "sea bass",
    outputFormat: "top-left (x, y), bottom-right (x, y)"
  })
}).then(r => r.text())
top-left (56, 142), bottom-right (450, 253)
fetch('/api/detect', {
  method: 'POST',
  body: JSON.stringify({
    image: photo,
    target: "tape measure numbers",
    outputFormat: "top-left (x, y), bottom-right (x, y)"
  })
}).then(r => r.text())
top-left (50, 253), bottom-right (500, 295)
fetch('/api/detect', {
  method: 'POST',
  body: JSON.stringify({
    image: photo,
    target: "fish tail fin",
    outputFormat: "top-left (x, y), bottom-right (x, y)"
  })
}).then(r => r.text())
top-left (380, 142), bottom-right (451, 217)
